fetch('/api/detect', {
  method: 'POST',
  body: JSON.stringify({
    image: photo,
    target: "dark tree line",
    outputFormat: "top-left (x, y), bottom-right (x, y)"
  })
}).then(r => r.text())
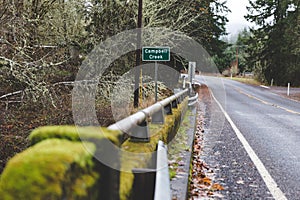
top-left (245, 0), bottom-right (300, 86)
top-left (0, 0), bottom-right (229, 106)
top-left (0, 0), bottom-right (229, 174)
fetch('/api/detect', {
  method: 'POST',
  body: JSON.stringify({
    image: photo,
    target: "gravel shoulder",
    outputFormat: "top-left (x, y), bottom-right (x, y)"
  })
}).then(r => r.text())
top-left (190, 85), bottom-right (275, 199)
top-left (268, 86), bottom-right (300, 102)
top-left (169, 106), bottom-right (197, 200)
top-left (170, 82), bottom-right (298, 200)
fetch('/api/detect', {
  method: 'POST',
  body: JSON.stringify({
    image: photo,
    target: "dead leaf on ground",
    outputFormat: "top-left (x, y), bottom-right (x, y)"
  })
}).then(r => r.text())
top-left (211, 183), bottom-right (224, 191)
top-left (202, 177), bottom-right (212, 186)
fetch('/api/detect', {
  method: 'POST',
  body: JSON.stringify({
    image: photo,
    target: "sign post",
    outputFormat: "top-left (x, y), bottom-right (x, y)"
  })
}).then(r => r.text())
top-left (188, 62), bottom-right (196, 84)
top-left (188, 62), bottom-right (196, 95)
top-left (142, 47), bottom-right (170, 102)
top-left (155, 61), bottom-right (158, 102)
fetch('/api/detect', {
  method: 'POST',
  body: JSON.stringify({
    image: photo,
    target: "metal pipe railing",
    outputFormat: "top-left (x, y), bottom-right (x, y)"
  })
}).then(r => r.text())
top-left (108, 89), bottom-right (188, 136)
top-left (107, 87), bottom-right (197, 200)
top-left (188, 93), bottom-right (198, 102)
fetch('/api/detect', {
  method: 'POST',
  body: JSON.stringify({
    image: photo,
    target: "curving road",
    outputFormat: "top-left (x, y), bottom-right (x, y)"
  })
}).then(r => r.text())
top-left (197, 75), bottom-right (300, 199)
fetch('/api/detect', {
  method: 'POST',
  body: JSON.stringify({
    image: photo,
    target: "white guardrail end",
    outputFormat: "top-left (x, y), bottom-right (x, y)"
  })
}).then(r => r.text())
top-left (154, 141), bottom-right (171, 200)
top-left (188, 93), bottom-right (198, 106)
top-left (188, 93), bottom-right (198, 101)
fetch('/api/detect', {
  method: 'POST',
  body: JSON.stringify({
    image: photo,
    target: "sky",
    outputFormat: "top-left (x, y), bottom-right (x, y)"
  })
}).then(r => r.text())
top-left (225, 0), bottom-right (254, 37)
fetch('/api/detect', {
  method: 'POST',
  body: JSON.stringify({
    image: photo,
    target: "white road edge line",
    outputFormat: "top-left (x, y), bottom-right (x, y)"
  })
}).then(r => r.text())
top-left (210, 90), bottom-right (287, 200)
top-left (260, 85), bottom-right (270, 89)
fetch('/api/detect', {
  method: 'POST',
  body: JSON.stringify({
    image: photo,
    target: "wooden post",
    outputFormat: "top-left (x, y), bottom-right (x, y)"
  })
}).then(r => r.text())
top-left (134, 0), bottom-right (143, 108)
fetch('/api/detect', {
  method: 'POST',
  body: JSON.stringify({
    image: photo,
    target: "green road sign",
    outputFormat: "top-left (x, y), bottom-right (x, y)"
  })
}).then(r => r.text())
top-left (142, 47), bottom-right (170, 61)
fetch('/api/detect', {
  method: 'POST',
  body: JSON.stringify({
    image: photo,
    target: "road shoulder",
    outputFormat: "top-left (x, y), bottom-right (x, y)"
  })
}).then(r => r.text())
top-left (196, 84), bottom-right (275, 199)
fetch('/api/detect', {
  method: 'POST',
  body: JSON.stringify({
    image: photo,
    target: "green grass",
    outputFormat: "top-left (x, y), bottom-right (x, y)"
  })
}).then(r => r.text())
top-left (227, 77), bottom-right (262, 86)
top-left (169, 168), bottom-right (177, 180)
top-left (168, 109), bottom-right (193, 180)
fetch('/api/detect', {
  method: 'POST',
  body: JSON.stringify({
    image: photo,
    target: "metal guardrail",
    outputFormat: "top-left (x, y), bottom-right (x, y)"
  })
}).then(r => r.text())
top-left (107, 87), bottom-right (198, 200)
top-left (108, 88), bottom-right (189, 141)
top-left (154, 92), bottom-right (199, 200)
top-left (154, 140), bottom-right (171, 200)
top-left (188, 93), bottom-right (198, 102)
top-left (188, 93), bottom-right (199, 106)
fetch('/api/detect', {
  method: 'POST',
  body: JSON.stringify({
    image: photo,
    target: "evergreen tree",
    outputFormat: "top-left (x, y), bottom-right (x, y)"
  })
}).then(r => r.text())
top-left (246, 0), bottom-right (300, 85)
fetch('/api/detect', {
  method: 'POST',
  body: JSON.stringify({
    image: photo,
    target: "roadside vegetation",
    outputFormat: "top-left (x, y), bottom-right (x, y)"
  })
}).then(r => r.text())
top-left (168, 109), bottom-right (191, 180)
top-left (0, 0), bottom-right (229, 174)
top-left (1, 0), bottom-right (298, 177)
top-left (218, 0), bottom-right (299, 87)
top-left (225, 77), bottom-right (300, 102)
top-left (226, 77), bottom-right (262, 86)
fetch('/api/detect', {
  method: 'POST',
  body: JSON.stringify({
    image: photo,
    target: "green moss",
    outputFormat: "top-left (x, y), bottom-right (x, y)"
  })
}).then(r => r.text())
top-left (168, 108), bottom-right (193, 180)
top-left (29, 126), bottom-right (122, 147)
top-left (169, 169), bottom-right (177, 180)
top-left (0, 139), bottom-right (98, 200)
top-left (119, 171), bottom-right (135, 200)
top-left (1, 97), bottom-right (189, 200)
top-left (119, 97), bottom-right (189, 200)
top-left (72, 173), bottom-right (99, 197)
top-left (120, 138), bottom-right (158, 200)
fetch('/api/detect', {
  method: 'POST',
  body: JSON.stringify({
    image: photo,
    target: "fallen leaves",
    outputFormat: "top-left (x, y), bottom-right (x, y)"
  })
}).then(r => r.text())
top-left (211, 183), bottom-right (224, 191)
top-left (203, 177), bottom-right (212, 186)
top-left (188, 105), bottom-right (224, 199)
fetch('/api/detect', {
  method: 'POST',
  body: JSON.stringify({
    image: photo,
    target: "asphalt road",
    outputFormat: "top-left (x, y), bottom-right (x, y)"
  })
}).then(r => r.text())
top-left (196, 75), bottom-right (300, 200)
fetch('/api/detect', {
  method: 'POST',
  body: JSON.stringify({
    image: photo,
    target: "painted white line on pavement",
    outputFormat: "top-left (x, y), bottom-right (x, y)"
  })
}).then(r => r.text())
top-left (210, 90), bottom-right (287, 200)
top-left (260, 85), bottom-right (270, 89)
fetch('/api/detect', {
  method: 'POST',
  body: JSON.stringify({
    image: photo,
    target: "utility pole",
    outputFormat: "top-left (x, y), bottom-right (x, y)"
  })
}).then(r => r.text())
top-left (134, 0), bottom-right (143, 108)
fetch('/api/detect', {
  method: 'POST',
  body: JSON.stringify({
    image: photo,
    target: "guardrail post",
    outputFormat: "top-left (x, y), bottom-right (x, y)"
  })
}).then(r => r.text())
top-left (131, 168), bottom-right (156, 200)
top-left (151, 108), bottom-right (165, 124)
top-left (171, 99), bottom-right (178, 108)
top-left (183, 77), bottom-right (186, 89)
top-left (174, 88), bottom-right (185, 104)
top-left (129, 120), bottom-right (150, 142)
top-left (178, 95), bottom-right (183, 104)
top-left (108, 89), bottom-right (188, 141)
top-left (164, 103), bottom-right (173, 115)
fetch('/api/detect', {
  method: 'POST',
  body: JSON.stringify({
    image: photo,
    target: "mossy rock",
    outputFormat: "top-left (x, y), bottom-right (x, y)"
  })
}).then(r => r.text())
top-left (0, 139), bottom-right (98, 200)
top-left (29, 126), bottom-right (122, 147)
top-left (28, 126), bottom-right (122, 199)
